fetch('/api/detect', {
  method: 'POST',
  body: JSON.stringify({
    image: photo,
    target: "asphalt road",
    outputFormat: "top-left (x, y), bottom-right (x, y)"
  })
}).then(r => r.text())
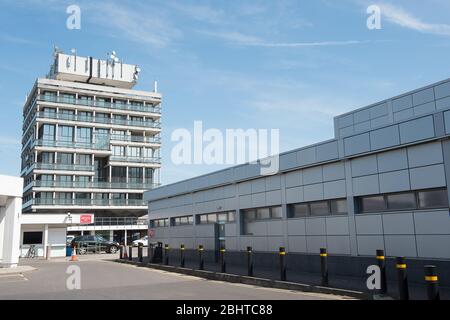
top-left (0, 257), bottom-right (348, 300)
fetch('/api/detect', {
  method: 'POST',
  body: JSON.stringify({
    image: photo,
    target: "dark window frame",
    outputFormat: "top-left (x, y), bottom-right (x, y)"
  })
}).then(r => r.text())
top-left (358, 188), bottom-right (448, 214)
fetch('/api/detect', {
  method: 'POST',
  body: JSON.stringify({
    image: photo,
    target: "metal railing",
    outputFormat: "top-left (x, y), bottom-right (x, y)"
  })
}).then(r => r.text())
top-left (33, 163), bottom-right (95, 172)
top-left (33, 180), bottom-right (158, 190)
top-left (84, 217), bottom-right (148, 226)
top-left (109, 156), bottom-right (161, 164)
top-left (38, 95), bottom-right (162, 114)
top-left (37, 111), bottom-right (162, 129)
top-left (110, 134), bottom-right (161, 144)
top-left (33, 139), bottom-right (110, 151)
top-left (32, 198), bottom-right (147, 206)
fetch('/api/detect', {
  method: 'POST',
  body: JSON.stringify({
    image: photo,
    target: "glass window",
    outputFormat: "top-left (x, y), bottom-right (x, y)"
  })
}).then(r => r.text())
top-left (387, 193), bottom-right (416, 210)
top-left (77, 154), bottom-right (91, 166)
top-left (56, 175), bottom-right (72, 183)
top-left (256, 208), bottom-right (270, 220)
top-left (128, 146), bottom-right (142, 158)
top-left (310, 201), bottom-right (330, 216)
top-left (207, 214), bottom-right (217, 223)
top-left (129, 167), bottom-right (143, 183)
top-left (77, 127), bottom-right (92, 143)
top-left (271, 206), bottom-right (282, 219)
top-left (218, 213), bottom-right (228, 222)
top-left (330, 199), bottom-right (348, 215)
top-left (41, 124), bottom-right (55, 140)
top-left (23, 232), bottom-right (43, 245)
top-left (112, 146), bottom-right (125, 157)
top-left (228, 211), bottom-right (236, 222)
top-left (418, 189), bottom-right (448, 209)
top-left (360, 195), bottom-right (385, 213)
top-left (290, 203), bottom-right (309, 218)
top-left (199, 215), bottom-right (208, 224)
top-left (112, 167), bottom-right (126, 183)
top-left (58, 126), bottom-right (74, 142)
top-left (40, 152), bottom-right (54, 164)
top-left (57, 153), bottom-right (73, 165)
top-left (244, 210), bottom-right (256, 222)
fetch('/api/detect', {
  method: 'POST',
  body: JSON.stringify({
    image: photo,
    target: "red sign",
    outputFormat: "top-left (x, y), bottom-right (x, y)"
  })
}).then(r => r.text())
top-left (149, 229), bottom-right (156, 238)
top-left (80, 215), bottom-right (93, 224)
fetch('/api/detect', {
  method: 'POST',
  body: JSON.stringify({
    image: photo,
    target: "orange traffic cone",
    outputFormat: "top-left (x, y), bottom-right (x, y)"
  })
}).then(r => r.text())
top-left (70, 245), bottom-right (78, 262)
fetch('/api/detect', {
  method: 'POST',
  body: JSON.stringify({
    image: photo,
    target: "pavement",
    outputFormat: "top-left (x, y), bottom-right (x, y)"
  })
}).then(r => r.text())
top-left (0, 254), bottom-right (349, 300)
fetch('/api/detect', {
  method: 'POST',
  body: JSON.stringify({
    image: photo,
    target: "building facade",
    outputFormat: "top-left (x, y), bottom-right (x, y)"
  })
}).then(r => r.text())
top-left (20, 50), bottom-right (161, 246)
top-left (0, 175), bottom-right (22, 268)
top-left (145, 78), bottom-right (450, 266)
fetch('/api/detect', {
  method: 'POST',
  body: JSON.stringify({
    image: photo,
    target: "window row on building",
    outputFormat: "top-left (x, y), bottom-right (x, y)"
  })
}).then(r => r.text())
top-left (150, 211), bottom-right (237, 228)
top-left (40, 91), bottom-right (156, 108)
top-left (288, 199), bottom-right (348, 218)
top-left (357, 188), bottom-right (448, 213)
top-left (243, 206), bottom-right (283, 222)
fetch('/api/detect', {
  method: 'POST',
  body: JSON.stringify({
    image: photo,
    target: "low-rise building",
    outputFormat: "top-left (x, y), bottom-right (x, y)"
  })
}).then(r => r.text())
top-left (145, 77), bottom-right (450, 277)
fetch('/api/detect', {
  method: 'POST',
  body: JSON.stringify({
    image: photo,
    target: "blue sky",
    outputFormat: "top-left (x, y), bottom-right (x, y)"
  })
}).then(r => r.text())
top-left (0, 0), bottom-right (450, 184)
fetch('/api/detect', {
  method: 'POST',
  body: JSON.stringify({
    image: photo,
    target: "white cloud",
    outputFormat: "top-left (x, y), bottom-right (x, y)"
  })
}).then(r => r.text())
top-left (378, 2), bottom-right (450, 36)
top-left (87, 2), bottom-right (182, 48)
top-left (199, 30), bottom-right (371, 47)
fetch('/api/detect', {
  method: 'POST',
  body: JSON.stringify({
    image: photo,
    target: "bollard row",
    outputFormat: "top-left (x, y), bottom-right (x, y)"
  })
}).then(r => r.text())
top-left (136, 243), bottom-right (442, 300)
top-left (375, 250), bottom-right (440, 300)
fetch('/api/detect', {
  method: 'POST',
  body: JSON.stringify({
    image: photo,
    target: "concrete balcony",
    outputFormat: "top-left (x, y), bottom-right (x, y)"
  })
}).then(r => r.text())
top-left (37, 94), bottom-right (161, 114)
top-left (36, 111), bottom-right (161, 129)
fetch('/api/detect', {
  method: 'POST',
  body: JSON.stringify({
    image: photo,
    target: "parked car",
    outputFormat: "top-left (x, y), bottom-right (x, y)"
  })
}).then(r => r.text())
top-left (132, 235), bottom-right (148, 247)
top-left (71, 235), bottom-right (120, 254)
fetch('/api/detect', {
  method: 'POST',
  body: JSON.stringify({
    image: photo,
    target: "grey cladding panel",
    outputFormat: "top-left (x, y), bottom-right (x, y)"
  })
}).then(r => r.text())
top-left (407, 141), bottom-right (443, 168)
top-left (354, 109), bottom-right (370, 123)
top-left (339, 114), bottom-right (354, 128)
top-left (399, 116), bottom-right (435, 144)
top-left (297, 147), bottom-right (316, 166)
top-left (370, 103), bottom-right (388, 119)
top-left (370, 125), bottom-right (400, 150)
top-left (377, 148), bottom-right (408, 173)
top-left (379, 170), bottom-right (410, 193)
top-left (392, 95), bottom-right (413, 112)
top-left (322, 162), bottom-right (345, 181)
top-left (280, 152), bottom-right (298, 170)
top-left (409, 164), bottom-right (446, 189)
top-left (344, 133), bottom-right (371, 156)
top-left (413, 88), bottom-right (435, 106)
top-left (434, 81), bottom-right (450, 99)
top-left (316, 141), bottom-right (339, 161)
top-left (284, 171), bottom-right (303, 188)
top-left (351, 155), bottom-right (378, 177)
top-left (303, 166), bottom-right (323, 185)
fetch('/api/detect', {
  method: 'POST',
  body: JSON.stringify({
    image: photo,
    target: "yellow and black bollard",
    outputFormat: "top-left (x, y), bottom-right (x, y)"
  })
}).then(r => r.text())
top-left (119, 245), bottom-right (124, 259)
top-left (164, 244), bottom-right (170, 265)
top-left (396, 257), bottom-right (409, 300)
top-left (279, 247), bottom-right (287, 281)
top-left (128, 245), bottom-right (133, 261)
top-left (198, 245), bottom-right (204, 270)
top-left (424, 265), bottom-right (440, 300)
top-left (247, 246), bottom-right (254, 277)
top-left (220, 247), bottom-right (226, 273)
top-left (376, 249), bottom-right (387, 295)
top-left (320, 248), bottom-right (329, 287)
top-left (138, 243), bottom-right (143, 263)
top-left (180, 244), bottom-right (185, 268)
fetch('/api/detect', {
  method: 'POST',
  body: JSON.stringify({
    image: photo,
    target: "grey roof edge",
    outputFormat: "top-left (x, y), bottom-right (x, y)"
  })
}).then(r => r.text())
top-left (333, 77), bottom-right (450, 120)
top-left (144, 137), bottom-right (339, 200)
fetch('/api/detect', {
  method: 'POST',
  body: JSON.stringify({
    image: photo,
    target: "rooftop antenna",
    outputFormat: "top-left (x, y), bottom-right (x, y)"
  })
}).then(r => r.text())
top-left (133, 66), bottom-right (141, 82)
top-left (154, 80), bottom-right (158, 93)
top-left (109, 50), bottom-right (120, 79)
